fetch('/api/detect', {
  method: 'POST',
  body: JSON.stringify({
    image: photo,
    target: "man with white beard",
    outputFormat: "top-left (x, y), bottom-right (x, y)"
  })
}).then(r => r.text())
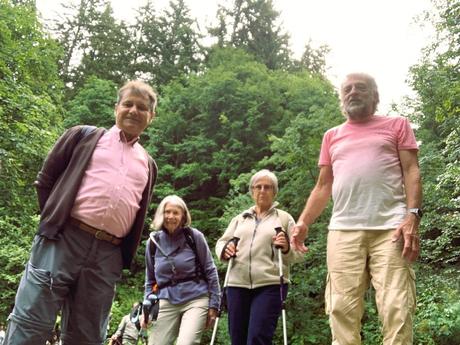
top-left (291, 73), bottom-right (422, 345)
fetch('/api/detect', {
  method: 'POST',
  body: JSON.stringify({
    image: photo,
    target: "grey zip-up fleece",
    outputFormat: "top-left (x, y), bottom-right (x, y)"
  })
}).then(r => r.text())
top-left (215, 204), bottom-right (304, 289)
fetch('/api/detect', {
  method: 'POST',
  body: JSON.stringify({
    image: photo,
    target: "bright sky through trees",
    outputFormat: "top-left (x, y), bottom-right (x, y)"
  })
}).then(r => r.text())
top-left (36, 0), bottom-right (434, 113)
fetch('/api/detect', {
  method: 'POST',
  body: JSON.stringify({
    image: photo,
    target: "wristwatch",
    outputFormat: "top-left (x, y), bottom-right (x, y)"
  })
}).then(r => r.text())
top-left (408, 208), bottom-right (423, 219)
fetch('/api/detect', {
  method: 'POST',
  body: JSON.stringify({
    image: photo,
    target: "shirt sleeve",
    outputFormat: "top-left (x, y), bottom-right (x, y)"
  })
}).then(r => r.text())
top-left (34, 126), bottom-right (82, 211)
top-left (318, 130), bottom-right (332, 166)
top-left (114, 315), bottom-right (128, 338)
top-left (215, 216), bottom-right (239, 260)
top-left (144, 237), bottom-right (156, 299)
top-left (195, 230), bottom-right (221, 310)
top-left (397, 117), bottom-right (419, 150)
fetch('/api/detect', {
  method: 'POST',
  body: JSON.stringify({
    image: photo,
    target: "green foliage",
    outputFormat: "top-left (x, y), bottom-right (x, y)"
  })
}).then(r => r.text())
top-left (209, 0), bottom-right (291, 70)
top-left (264, 71), bottom-right (342, 216)
top-left (145, 48), bottom-right (339, 242)
top-left (0, 0), bottom-right (62, 218)
top-left (0, 0), bottom-right (63, 103)
top-left (0, 215), bottom-right (38, 318)
top-left (216, 70), bottom-right (340, 343)
top-left (53, 0), bottom-right (203, 97)
top-left (53, 0), bottom-right (133, 94)
top-left (64, 76), bottom-right (118, 128)
top-left (1, 1), bottom-right (459, 344)
top-left (414, 267), bottom-right (460, 345)
top-left (290, 40), bottom-right (331, 77)
top-left (133, 0), bottom-right (204, 88)
top-left (408, 0), bottom-right (460, 265)
top-left (0, 0), bottom-right (63, 320)
top-left (285, 229), bottom-right (331, 345)
top-left (74, 3), bottom-right (132, 89)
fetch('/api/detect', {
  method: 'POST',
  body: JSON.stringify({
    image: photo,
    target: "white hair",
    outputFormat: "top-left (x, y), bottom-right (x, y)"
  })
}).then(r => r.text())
top-left (151, 195), bottom-right (192, 230)
top-left (341, 72), bottom-right (380, 114)
top-left (249, 169), bottom-right (279, 195)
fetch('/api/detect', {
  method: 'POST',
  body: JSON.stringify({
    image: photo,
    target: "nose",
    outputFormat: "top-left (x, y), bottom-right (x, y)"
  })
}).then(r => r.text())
top-left (349, 85), bottom-right (360, 95)
top-left (129, 104), bottom-right (138, 113)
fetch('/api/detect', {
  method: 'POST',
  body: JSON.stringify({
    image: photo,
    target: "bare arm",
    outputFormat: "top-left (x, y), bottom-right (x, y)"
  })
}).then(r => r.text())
top-left (392, 149), bottom-right (423, 262)
top-left (291, 165), bottom-right (333, 252)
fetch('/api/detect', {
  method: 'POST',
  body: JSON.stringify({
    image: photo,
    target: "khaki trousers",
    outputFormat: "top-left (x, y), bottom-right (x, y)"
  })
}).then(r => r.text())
top-left (325, 230), bottom-right (416, 345)
top-left (148, 296), bottom-right (208, 345)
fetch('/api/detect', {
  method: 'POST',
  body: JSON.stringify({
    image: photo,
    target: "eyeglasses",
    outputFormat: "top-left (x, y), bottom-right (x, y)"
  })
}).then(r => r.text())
top-left (252, 184), bottom-right (274, 191)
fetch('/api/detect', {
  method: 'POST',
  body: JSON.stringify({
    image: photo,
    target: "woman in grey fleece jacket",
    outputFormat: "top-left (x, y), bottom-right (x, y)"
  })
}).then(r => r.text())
top-left (216, 169), bottom-right (304, 345)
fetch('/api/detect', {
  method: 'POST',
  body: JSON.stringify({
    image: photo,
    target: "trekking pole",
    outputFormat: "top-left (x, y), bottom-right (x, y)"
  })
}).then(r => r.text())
top-left (275, 227), bottom-right (288, 345)
top-left (210, 237), bottom-right (240, 345)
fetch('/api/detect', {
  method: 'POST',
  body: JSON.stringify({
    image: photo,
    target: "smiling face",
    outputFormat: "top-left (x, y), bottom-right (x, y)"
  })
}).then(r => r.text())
top-left (115, 92), bottom-right (155, 141)
top-left (163, 202), bottom-right (185, 233)
top-left (340, 74), bottom-right (379, 121)
top-left (251, 176), bottom-right (276, 212)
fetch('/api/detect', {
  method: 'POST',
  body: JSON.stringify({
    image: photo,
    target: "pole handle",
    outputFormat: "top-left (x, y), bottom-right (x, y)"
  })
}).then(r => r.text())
top-left (231, 236), bottom-right (240, 251)
top-left (274, 227), bottom-right (284, 249)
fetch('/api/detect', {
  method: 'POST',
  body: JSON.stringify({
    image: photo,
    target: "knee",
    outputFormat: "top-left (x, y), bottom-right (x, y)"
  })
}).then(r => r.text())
top-left (376, 268), bottom-right (416, 322)
top-left (4, 314), bottom-right (54, 345)
top-left (8, 312), bottom-right (55, 330)
top-left (325, 274), bottom-right (365, 317)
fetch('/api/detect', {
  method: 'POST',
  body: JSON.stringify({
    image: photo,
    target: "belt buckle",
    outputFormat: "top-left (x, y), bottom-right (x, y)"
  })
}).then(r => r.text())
top-left (94, 230), bottom-right (106, 241)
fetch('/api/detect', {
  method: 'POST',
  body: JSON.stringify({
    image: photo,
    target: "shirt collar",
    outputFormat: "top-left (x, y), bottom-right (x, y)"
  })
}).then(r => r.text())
top-left (243, 201), bottom-right (279, 218)
top-left (111, 125), bottom-right (139, 145)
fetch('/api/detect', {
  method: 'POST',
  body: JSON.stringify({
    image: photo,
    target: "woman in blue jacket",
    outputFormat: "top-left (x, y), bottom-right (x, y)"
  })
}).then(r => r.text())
top-left (142, 195), bottom-right (220, 345)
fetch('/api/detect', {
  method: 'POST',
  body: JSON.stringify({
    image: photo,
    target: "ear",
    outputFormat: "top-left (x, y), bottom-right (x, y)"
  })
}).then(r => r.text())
top-left (149, 111), bottom-right (155, 123)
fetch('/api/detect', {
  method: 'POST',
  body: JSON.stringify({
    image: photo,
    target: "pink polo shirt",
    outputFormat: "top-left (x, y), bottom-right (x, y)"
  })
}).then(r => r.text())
top-left (71, 126), bottom-right (149, 237)
top-left (319, 115), bottom-right (418, 230)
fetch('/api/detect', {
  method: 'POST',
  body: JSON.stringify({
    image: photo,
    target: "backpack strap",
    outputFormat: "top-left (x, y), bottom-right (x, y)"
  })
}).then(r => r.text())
top-left (149, 232), bottom-right (159, 261)
top-left (148, 232), bottom-right (159, 291)
top-left (80, 125), bottom-right (97, 138)
top-left (183, 227), bottom-right (207, 283)
top-left (150, 229), bottom-right (207, 289)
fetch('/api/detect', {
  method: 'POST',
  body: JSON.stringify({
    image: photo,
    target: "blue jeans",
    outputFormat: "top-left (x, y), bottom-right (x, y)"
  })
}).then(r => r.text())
top-left (227, 284), bottom-right (288, 345)
top-left (4, 222), bottom-right (123, 345)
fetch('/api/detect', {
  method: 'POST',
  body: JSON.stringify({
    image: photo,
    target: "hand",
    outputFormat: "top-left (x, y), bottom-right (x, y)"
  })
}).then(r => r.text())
top-left (223, 242), bottom-right (237, 260)
top-left (290, 221), bottom-right (309, 253)
top-left (111, 334), bottom-right (119, 340)
top-left (392, 213), bottom-right (420, 262)
top-left (272, 232), bottom-right (288, 252)
top-left (206, 308), bottom-right (218, 329)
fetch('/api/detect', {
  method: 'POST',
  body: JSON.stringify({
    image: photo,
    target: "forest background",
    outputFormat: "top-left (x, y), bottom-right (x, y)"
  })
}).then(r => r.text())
top-left (0, 0), bottom-right (458, 344)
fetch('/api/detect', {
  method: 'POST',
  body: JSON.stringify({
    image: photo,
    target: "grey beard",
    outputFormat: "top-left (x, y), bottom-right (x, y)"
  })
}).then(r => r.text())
top-left (345, 104), bottom-right (372, 119)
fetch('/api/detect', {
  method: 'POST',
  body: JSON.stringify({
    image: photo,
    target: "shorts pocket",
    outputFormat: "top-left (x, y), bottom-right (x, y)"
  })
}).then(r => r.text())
top-left (408, 268), bottom-right (416, 312)
top-left (325, 273), bottom-right (331, 315)
top-left (26, 262), bottom-right (52, 288)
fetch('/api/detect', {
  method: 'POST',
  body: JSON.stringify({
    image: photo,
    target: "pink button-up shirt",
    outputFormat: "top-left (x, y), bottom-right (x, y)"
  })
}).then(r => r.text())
top-left (71, 126), bottom-right (149, 237)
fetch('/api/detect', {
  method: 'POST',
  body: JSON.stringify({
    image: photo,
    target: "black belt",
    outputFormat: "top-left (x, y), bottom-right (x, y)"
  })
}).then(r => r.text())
top-left (70, 218), bottom-right (122, 246)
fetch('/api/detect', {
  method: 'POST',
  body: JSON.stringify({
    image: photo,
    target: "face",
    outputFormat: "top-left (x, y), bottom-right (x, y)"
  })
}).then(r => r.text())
top-left (340, 75), bottom-right (377, 120)
top-left (251, 176), bottom-right (275, 210)
top-left (163, 203), bottom-right (184, 233)
top-left (115, 91), bottom-right (155, 141)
